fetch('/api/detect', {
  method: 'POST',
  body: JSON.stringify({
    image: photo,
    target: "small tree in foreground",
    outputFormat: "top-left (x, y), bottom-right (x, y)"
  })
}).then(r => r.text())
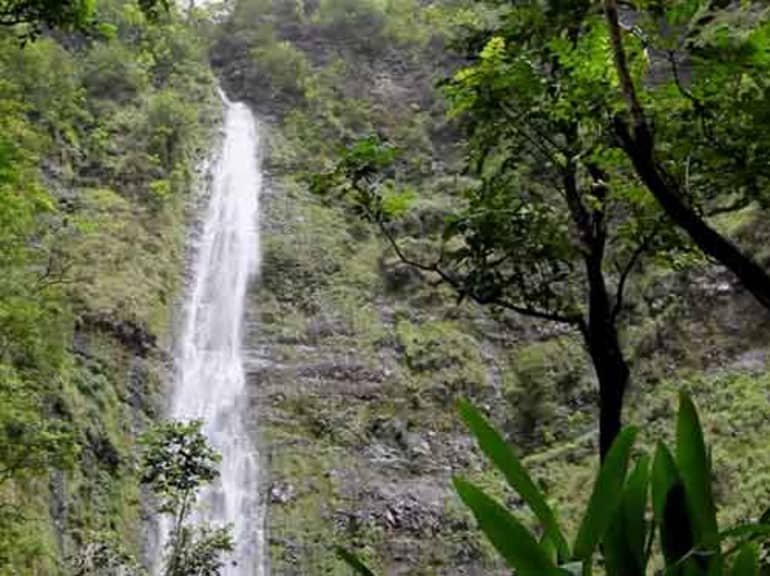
top-left (339, 393), bottom-right (770, 575)
top-left (139, 420), bottom-right (233, 576)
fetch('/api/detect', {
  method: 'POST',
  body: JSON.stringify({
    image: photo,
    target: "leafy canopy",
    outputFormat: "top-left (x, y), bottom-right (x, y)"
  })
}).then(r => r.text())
top-left (0, 0), bottom-right (169, 40)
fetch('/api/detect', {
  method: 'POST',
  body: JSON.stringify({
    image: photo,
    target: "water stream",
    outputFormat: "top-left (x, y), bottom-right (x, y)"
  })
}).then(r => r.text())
top-left (164, 94), bottom-right (266, 575)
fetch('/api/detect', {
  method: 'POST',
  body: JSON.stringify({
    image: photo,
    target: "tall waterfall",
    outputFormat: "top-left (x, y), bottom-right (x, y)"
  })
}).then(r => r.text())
top-left (165, 94), bottom-right (265, 575)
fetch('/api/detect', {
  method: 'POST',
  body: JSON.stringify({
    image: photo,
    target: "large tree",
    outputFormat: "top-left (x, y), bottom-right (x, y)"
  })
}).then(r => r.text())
top-left (314, 0), bottom-right (688, 458)
top-left (319, 0), bottom-right (770, 458)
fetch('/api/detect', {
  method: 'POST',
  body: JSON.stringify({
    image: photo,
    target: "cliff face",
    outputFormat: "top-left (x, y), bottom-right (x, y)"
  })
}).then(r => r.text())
top-left (214, 1), bottom-right (770, 574)
top-left (5, 0), bottom-right (770, 573)
top-left (0, 4), bottom-right (220, 570)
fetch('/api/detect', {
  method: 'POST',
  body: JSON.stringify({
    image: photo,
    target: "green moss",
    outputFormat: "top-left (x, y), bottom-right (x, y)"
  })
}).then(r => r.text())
top-left (503, 337), bottom-right (590, 448)
top-left (397, 318), bottom-right (484, 376)
top-left (265, 427), bottom-right (384, 575)
top-left (0, 3), bottom-right (219, 568)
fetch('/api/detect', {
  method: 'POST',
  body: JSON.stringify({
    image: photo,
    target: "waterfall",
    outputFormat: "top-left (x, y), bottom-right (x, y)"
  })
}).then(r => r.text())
top-left (162, 94), bottom-right (266, 575)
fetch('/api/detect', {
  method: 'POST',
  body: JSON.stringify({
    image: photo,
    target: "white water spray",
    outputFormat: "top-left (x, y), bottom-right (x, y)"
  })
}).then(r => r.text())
top-left (164, 94), bottom-right (265, 575)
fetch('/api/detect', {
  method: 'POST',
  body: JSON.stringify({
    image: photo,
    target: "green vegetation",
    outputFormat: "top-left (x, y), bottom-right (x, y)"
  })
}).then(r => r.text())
top-left (0, 0), bottom-right (217, 571)
top-left (603, 0), bottom-right (770, 311)
top-left (140, 420), bottom-right (233, 576)
top-left (0, 0), bottom-right (167, 41)
top-left (342, 395), bottom-right (770, 575)
top-left (211, 0), bottom-right (770, 572)
top-left (3, 0), bottom-right (770, 573)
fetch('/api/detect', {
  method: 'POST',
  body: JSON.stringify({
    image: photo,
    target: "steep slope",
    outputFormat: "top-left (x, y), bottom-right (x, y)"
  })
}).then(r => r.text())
top-left (214, 0), bottom-right (770, 574)
top-left (0, 4), bottom-right (220, 571)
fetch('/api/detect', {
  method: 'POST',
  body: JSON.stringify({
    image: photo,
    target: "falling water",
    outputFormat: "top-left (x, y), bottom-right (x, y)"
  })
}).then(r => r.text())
top-left (164, 93), bottom-right (265, 575)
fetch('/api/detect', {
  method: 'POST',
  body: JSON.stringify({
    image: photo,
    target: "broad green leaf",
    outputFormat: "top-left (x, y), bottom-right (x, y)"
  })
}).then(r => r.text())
top-left (573, 426), bottom-right (638, 560)
top-left (453, 477), bottom-right (559, 575)
top-left (652, 443), bottom-right (679, 522)
top-left (730, 542), bottom-right (759, 576)
top-left (676, 393), bottom-right (719, 553)
top-left (335, 546), bottom-right (376, 576)
top-left (541, 534), bottom-right (557, 565)
top-left (652, 442), bottom-right (693, 568)
top-left (458, 400), bottom-right (570, 561)
top-left (604, 455), bottom-right (651, 576)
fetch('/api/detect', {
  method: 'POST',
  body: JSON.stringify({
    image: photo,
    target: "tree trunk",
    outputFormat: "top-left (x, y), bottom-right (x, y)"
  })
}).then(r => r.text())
top-left (616, 121), bottom-right (770, 312)
top-left (604, 0), bottom-right (770, 312)
top-left (583, 253), bottom-right (631, 460)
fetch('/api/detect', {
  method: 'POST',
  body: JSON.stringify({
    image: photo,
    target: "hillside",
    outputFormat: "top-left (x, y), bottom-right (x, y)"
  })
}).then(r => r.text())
top-left (2, 0), bottom-right (770, 574)
top-left (212, 0), bottom-right (770, 574)
top-left (0, 3), bottom-right (219, 571)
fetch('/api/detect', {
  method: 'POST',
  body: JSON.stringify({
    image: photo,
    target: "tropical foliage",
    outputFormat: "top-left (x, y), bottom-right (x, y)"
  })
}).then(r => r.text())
top-left (3, 0), bottom-right (770, 573)
top-left (341, 394), bottom-right (769, 575)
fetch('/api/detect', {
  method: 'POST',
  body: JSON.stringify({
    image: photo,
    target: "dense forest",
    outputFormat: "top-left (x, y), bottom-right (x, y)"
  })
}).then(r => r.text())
top-left (2, 0), bottom-right (770, 574)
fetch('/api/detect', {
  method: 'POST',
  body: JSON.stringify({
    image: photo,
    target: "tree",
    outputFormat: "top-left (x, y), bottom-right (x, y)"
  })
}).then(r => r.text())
top-left (314, 0), bottom-right (688, 458)
top-left (603, 0), bottom-right (770, 312)
top-left (139, 420), bottom-right (233, 576)
top-left (0, 0), bottom-right (95, 34)
top-left (0, 0), bottom-right (168, 39)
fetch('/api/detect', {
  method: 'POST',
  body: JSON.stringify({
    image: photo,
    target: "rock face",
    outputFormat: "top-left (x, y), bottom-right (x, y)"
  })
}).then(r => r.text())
top-left (240, 175), bottom-right (516, 574)
top-left (215, 1), bottom-right (770, 574)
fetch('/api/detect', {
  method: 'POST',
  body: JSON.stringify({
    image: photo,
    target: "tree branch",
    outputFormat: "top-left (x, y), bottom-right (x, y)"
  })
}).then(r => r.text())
top-left (705, 198), bottom-right (752, 218)
top-left (611, 226), bottom-right (659, 323)
top-left (498, 101), bottom-right (564, 164)
top-left (372, 214), bottom-right (582, 327)
top-left (604, 0), bottom-right (647, 132)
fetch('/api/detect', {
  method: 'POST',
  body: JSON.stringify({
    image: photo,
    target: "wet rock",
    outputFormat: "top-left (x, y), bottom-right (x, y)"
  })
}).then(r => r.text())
top-left (76, 312), bottom-right (157, 357)
top-left (270, 481), bottom-right (296, 504)
top-left (368, 417), bottom-right (409, 451)
top-left (86, 429), bottom-right (121, 473)
top-left (727, 349), bottom-right (767, 373)
top-left (381, 260), bottom-right (425, 294)
top-left (297, 359), bottom-right (384, 383)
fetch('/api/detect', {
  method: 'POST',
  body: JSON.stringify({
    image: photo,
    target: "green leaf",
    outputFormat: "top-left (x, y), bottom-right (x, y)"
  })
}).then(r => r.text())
top-left (573, 426), bottom-right (638, 560)
top-left (458, 400), bottom-right (570, 561)
top-left (335, 546), bottom-right (376, 576)
top-left (453, 477), bottom-right (560, 575)
top-left (652, 442), bottom-right (693, 567)
top-left (730, 542), bottom-right (759, 576)
top-left (604, 455), bottom-right (651, 576)
top-left (95, 22), bottom-right (118, 39)
top-left (676, 392), bottom-right (719, 554)
top-left (720, 523), bottom-right (770, 542)
top-left (541, 534), bottom-right (557, 565)
top-left (381, 188), bottom-right (417, 218)
top-left (652, 443), bottom-right (679, 523)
